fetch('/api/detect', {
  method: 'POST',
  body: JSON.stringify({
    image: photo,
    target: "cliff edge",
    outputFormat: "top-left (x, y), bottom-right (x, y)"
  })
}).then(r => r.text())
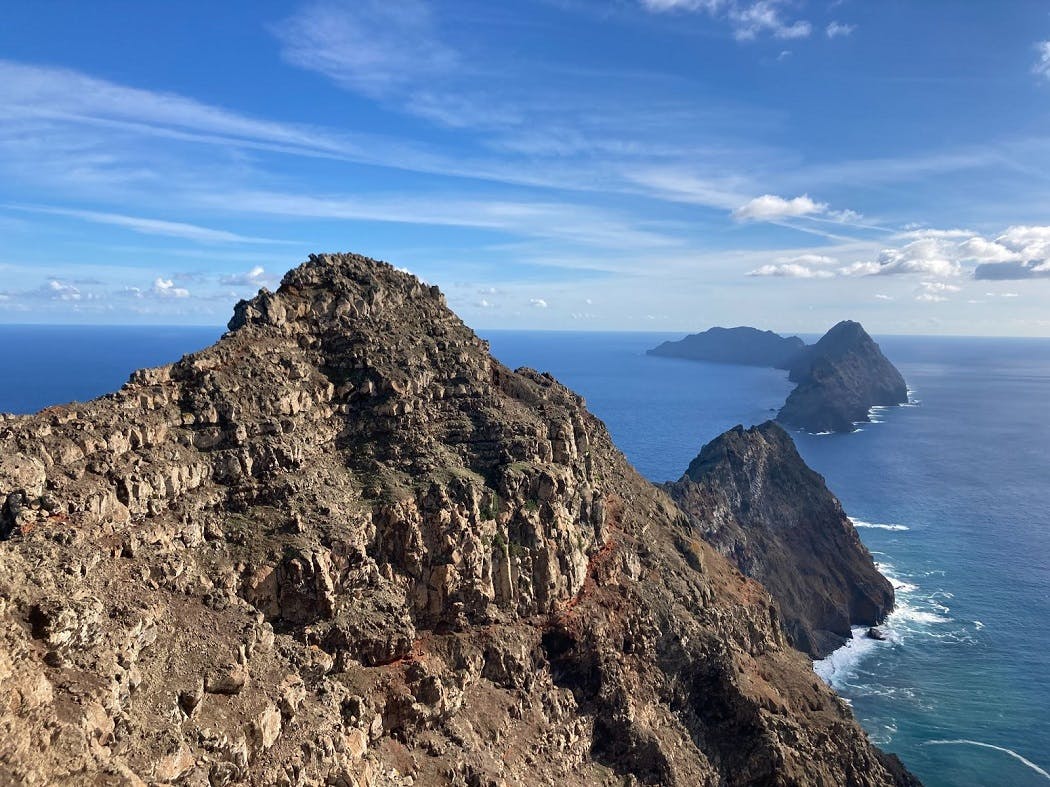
top-left (0, 254), bottom-right (917, 785)
top-left (665, 421), bottom-right (895, 658)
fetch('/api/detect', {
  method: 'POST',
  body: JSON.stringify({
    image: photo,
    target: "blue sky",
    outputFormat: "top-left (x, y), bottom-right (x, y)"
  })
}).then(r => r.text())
top-left (2, 0), bottom-right (1050, 334)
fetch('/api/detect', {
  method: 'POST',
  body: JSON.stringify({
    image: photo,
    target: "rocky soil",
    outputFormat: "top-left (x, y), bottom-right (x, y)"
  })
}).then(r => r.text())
top-left (0, 254), bottom-right (918, 785)
top-left (665, 422), bottom-right (895, 658)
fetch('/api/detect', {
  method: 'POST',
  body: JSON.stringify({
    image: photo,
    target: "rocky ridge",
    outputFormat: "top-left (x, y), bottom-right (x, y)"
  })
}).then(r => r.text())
top-left (665, 422), bottom-right (895, 658)
top-left (0, 254), bottom-right (918, 785)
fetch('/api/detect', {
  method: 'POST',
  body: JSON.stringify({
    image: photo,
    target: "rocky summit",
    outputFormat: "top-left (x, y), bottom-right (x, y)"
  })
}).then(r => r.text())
top-left (0, 254), bottom-right (918, 786)
top-left (665, 422), bottom-right (895, 658)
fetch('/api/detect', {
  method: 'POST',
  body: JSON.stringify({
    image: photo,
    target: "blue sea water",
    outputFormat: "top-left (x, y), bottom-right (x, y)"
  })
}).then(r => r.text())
top-left (1, 325), bottom-right (1048, 786)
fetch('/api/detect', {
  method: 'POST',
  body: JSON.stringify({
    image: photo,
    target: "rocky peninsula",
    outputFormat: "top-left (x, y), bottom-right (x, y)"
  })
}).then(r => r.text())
top-left (665, 422), bottom-right (895, 658)
top-left (648, 321), bottom-right (908, 433)
top-left (0, 254), bottom-right (917, 785)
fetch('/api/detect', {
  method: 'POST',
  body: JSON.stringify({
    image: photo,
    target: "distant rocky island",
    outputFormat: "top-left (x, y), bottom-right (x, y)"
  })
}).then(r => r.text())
top-left (648, 321), bottom-right (908, 433)
top-left (649, 326), bottom-right (806, 369)
top-left (0, 254), bottom-right (917, 785)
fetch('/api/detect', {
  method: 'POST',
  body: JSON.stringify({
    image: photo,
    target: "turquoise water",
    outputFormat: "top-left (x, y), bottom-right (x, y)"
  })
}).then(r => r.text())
top-left (2, 325), bottom-right (1048, 786)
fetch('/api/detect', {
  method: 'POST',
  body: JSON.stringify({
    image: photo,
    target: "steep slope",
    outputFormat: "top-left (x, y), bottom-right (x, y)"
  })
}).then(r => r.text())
top-left (665, 422), bottom-right (895, 658)
top-left (778, 320), bottom-right (908, 433)
top-left (647, 326), bottom-right (806, 368)
top-left (0, 254), bottom-right (917, 786)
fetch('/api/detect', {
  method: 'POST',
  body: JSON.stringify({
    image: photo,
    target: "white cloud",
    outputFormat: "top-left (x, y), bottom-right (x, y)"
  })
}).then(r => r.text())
top-left (477, 298), bottom-right (492, 308)
top-left (836, 224), bottom-right (1050, 281)
top-left (219, 266), bottom-right (275, 287)
top-left (639, 0), bottom-right (810, 41)
top-left (1034, 41), bottom-right (1050, 81)
top-left (732, 193), bottom-right (826, 221)
top-left (957, 236), bottom-right (1020, 262)
top-left (921, 281), bottom-right (961, 292)
top-left (44, 279), bottom-right (83, 301)
top-left (747, 262), bottom-right (834, 278)
top-left (730, 2), bottom-right (811, 40)
top-left (826, 21), bottom-right (856, 38)
top-left (874, 294), bottom-right (893, 300)
top-left (867, 238), bottom-right (963, 277)
top-left (151, 277), bottom-right (190, 298)
top-left (530, 298), bottom-right (548, 308)
top-left (915, 292), bottom-right (948, 303)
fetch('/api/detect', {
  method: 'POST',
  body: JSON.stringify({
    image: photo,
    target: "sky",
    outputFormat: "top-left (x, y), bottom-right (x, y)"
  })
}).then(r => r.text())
top-left (2, 1), bottom-right (1050, 335)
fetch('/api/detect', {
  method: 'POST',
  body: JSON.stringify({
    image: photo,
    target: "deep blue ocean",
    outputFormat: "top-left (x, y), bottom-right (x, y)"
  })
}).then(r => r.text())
top-left (2, 325), bottom-right (1048, 786)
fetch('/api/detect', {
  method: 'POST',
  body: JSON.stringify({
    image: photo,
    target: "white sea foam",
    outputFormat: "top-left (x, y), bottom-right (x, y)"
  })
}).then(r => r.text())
top-left (813, 626), bottom-right (881, 688)
top-left (923, 740), bottom-right (1050, 781)
top-left (974, 620), bottom-right (985, 630)
top-left (850, 518), bottom-right (910, 532)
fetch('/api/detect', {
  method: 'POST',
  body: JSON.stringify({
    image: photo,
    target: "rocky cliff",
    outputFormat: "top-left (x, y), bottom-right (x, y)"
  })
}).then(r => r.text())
top-left (647, 327), bottom-right (805, 369)
top-left (0, 254), bottom-right (917, 786)
top-left (778, 321), bottom-right (909, 433)
top-left (664, 422), bottom-right (895, 658)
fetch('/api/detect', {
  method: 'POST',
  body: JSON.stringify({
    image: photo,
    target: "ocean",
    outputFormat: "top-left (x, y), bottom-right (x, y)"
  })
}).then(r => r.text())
top-left (2, 325), bottom-right (1048, 787)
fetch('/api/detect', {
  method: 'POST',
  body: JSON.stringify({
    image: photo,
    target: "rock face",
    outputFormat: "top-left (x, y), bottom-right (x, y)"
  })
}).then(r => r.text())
top-left (778, 320), bottom-right (909, 433)
top-left (647, 326), bottom-right (806, 369)
top-left (0, 254), bottom-right (918, 786)
top-left (664, 422), bottom-right (895, 658)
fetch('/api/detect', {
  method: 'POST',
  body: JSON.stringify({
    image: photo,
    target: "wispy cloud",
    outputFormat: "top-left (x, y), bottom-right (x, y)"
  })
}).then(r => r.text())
top-left (826, 21), bottom-right (856, 39)
top-left (1034, 41), bottom-right (1050, 81)
top-left (274, 0), bottom-right (458, 99)
top-left (192, 189), bottom-right (680, 251)
top-left (6, 204), bottom-right (292, 244)
top-left (639, 0), bottom-right (811, 41)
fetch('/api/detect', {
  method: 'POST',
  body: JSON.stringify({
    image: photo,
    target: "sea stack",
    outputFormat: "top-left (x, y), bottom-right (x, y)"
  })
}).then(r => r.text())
top-left (778, 320), bottom-right (909, 433)
top-left (665, 421), bottom-right (895, 658)
top-left (0, 254), bottom-right (918, 785)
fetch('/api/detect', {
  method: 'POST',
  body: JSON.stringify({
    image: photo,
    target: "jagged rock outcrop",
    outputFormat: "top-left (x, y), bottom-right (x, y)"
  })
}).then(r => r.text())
top-left (777, 320), bottom-right (909, 433)
top-left (0, 254), bottom-right (918, 786)
top-left (647, 326), bottom-right (806, 369)
top-left (665, 422), bottom-right (895, 658)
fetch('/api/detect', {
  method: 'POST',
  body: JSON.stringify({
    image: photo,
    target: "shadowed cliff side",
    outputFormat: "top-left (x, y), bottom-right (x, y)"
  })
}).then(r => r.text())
top-left (0, 254), bottom-right (918, 786)
top-left (665, 421), bottom-right (895, 659)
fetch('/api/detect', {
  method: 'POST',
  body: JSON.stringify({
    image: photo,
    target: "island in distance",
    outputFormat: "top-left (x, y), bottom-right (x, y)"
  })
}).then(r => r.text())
top-left (648, 321), bottom-right (909, 434)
